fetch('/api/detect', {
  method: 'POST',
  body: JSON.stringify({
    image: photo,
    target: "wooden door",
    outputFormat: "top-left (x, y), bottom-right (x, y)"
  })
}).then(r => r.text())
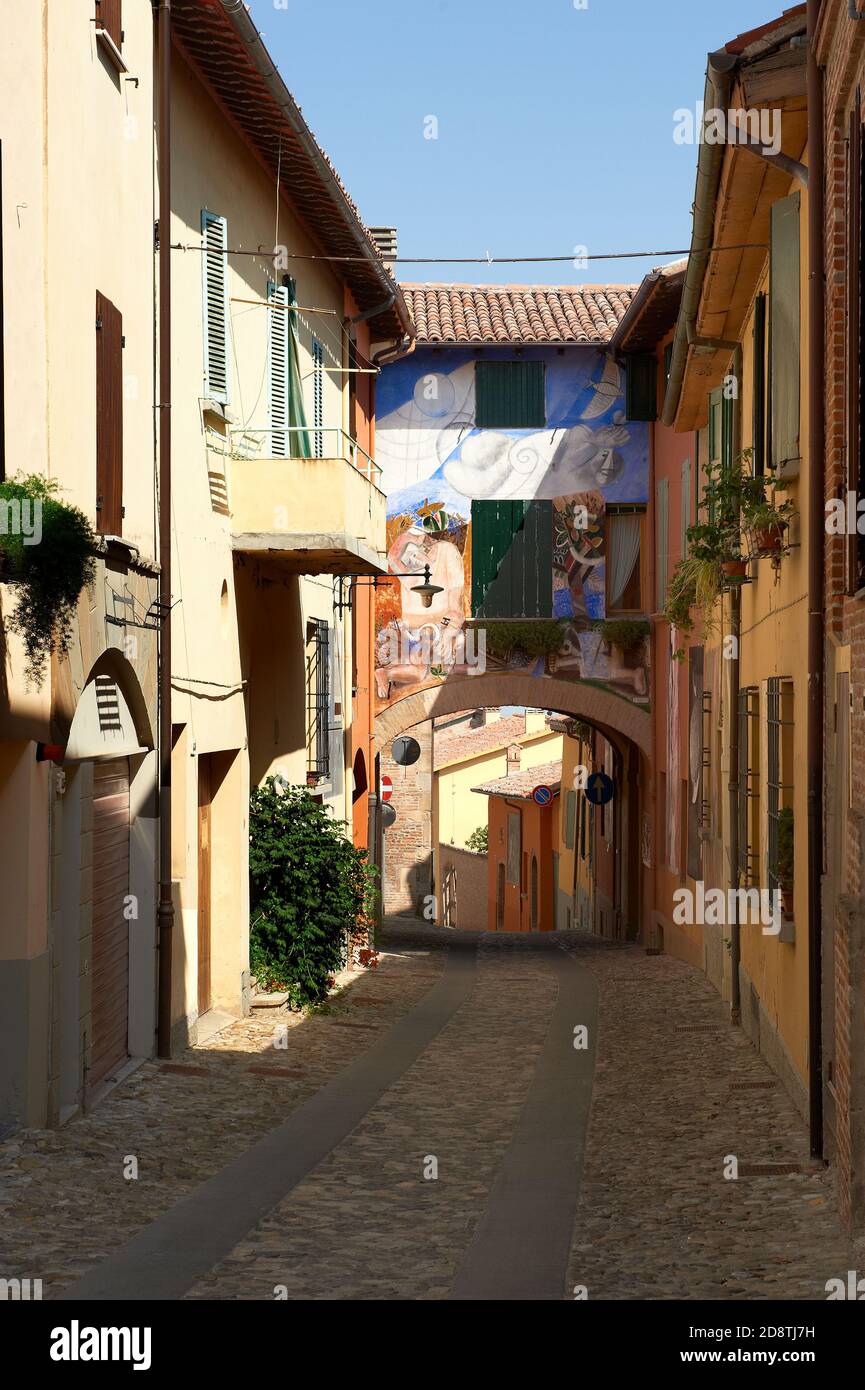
top-left (90, 758), bottom-right (130, 1092)
top-left (530, 855), bottom-right (538, 932)
top-left (496, 862), bottom-right (505, 932)
top-left (198, 757), bottom-right (212, 1015)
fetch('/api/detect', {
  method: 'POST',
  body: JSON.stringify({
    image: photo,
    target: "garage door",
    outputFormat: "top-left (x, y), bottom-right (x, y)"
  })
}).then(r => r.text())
top-left (90, 757), bottom-right (130, 1092)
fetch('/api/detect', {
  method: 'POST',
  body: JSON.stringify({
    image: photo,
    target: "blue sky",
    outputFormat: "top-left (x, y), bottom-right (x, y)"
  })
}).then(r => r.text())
top-left (247, 0), bottom-right (787, 287)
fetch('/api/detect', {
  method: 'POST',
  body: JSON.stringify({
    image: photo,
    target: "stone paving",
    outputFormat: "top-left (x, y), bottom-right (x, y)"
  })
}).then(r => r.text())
top-left (0, 920), bottom-right (855, 1300)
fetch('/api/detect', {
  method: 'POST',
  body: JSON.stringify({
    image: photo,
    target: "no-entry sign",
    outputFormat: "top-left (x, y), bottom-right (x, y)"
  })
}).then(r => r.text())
top-left (381, 775), bottom-right (393, 803)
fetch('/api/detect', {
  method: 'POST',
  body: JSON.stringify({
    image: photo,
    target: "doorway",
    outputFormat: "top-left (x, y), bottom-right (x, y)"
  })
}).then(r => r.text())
top-left (496, 862), bottom-right (505, 932)
top-left (198, 756), bottom-right (212, 1016)
top-left (90, 757), bottom-right (130, 1094)
top-left (530, 854), bottom-right (539, 932)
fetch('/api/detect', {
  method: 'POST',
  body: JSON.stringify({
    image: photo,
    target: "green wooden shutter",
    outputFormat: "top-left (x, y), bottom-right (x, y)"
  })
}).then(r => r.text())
top-left (267, 281), bottom-right (289, 457)
top-left (656, 478), bottom-right (669, 612)
top-left (471, 499), bottom-right (552, 618)
top-left (770, 192), bottom-right (801, 474)
top-left (201, 210), bottom-right (229, 404)
top-left (564, 790), bottom-right (577, 849)
top-left (475, 361), bottom-right (545, 428)
top-left (625, 352), bottom-right (657, 421)
top-left (752, 292), bottom-right (767, 476)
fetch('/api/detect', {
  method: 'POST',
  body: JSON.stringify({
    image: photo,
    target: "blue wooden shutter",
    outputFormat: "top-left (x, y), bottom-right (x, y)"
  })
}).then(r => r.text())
top-left (471, 499), bottom-right (552, 618)
top-left (267, 282), bottom-right (289, 457)
top-left (201, 210), bottom-right (229, 404)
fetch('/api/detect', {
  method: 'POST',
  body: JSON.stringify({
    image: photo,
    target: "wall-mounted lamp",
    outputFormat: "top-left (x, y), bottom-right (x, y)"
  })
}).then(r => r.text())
top-left (408, 564), bottom-right (443, 609)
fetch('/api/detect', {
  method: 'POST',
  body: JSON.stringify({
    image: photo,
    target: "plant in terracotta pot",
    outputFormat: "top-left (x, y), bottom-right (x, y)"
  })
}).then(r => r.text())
top-left (745, 495), bottom-right (796, 559)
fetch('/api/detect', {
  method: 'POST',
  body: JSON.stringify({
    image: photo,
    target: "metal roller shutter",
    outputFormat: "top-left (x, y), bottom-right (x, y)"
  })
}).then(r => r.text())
top-left (90, 758), bottom-right (130, 1092)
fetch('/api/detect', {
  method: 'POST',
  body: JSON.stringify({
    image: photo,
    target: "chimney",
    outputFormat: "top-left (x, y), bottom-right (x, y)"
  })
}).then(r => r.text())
top-left (506, 743), bottom-right (521, 774)
top-left (368, 226), bottom-right (397, 274)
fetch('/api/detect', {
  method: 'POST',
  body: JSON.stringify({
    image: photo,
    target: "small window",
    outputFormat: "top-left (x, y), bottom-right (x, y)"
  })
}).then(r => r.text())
top-left (737, 686), bottom-right (760, 887)
top-left (606, 509), bottom-right (644, 614)
top-left (201, 210), bottom-right (229, 404)
top-left (767, 677), bottom-right (795, 894)
top-left (306, 618), bottom-right (330, 780)
top-left (475, 360), bottom-right (545, 428)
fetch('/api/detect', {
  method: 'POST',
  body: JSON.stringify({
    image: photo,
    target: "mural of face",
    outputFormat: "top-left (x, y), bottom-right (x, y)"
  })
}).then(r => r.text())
top-left (442, 422), bottom-right (630, 502)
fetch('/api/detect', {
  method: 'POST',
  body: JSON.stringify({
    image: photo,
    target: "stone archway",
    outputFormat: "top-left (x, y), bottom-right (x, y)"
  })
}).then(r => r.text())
top-left (374, 673), bottom-right (652, 760)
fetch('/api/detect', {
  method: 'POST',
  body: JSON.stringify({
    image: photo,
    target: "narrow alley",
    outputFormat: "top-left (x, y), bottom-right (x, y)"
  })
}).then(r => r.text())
top-left (1, 923), bottom-right (849, 1302)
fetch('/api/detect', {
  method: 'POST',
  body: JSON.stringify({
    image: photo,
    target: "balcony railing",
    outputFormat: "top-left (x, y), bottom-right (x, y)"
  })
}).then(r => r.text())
top-left (227, 426), bottom-right (380, 482)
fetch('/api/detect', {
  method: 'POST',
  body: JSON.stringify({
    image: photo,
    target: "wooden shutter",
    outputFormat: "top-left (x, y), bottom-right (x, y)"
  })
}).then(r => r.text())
top-left (656, 478), bottom-right (669, 611)
top-left (267, 281), bottom-right (289, 457)
top-left (770, 192), bottom-right (801, 473)
top-left (96, 0), bottom-right (122, 49)
top-left (752, 293), bottom-right (767, 476)
top-left (625, 352), bottom-right (657, 421)
top-left (96, 291), bottom-right (123, 535)
top-left (201, 210), bottom-right (229, 403)
top-left (680, 458), bottom-right (691, 558)
top-left (312, 338), bottom-right (324, 457)
top-left (471, 499), bottom-right (552, 618)
top-left (475, 360), bottom-right (545, 428)
top-left (848, 95), bottom-right (863, 594)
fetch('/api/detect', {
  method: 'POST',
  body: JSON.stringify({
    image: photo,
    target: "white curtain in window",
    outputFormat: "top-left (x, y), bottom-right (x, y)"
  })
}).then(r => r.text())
top-left (607, 514), bottom-right (641, 607)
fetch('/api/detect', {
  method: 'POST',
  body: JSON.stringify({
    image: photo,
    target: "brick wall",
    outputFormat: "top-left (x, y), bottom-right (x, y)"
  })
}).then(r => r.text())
top-left (438, 844), bottom-right (488, 930)
top-left (381, 720), bottom-right (433, 915)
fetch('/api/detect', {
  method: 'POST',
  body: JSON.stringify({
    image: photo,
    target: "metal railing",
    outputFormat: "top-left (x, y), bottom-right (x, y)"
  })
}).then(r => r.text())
top-left (227, 426), bottom-right (381, 481)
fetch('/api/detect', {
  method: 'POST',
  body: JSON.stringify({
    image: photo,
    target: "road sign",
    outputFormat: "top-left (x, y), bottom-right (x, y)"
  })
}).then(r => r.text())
top-left (381, 802), bottom-right (397, 829)
top-left (392, 735), bottom-right (421, 767)
top-left (585, 771), bottom-right (614, 806)
top-left (381, 775), bottom-right (393, 803)
top-left (532, 785), bottom-right (554, 807)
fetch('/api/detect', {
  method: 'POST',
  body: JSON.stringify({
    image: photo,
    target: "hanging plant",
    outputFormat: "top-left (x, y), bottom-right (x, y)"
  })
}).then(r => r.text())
top-left (595, 618), bottom-right (650, 654)
top-left (0, 474), bottom-right (96, 685)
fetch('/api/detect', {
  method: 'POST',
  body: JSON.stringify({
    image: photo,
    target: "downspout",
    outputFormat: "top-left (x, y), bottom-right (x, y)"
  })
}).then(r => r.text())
top-left (155, 0), bottom-right (174, 1058)
top-left (728, 346), bottom-right (743, 1023)
top-left (806, 0), bottom-right (825, 1161)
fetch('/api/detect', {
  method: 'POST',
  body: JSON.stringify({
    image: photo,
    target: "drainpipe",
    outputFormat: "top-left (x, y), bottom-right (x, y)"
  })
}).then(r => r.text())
top-left (372, 329), bottom-right (416, 368)
top-left (806, 0), bottom-right (825, 1161)
top-left (155, 0), bottom-right (174, 1058)
top-left (728, 345), bottom-right (743, 1023)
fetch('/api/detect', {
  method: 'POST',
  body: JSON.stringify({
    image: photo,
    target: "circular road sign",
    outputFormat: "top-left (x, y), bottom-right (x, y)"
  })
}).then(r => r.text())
top-left (392, 735), bottom-right (421, 767)
top-left (381, 802), bottom-right (397, 829)
top-left (585, 771), bottom-right (614, 807)
top-left (381, 775), bottom-right (394, 803)
top-left (532, 785), bottom-right (554, 807)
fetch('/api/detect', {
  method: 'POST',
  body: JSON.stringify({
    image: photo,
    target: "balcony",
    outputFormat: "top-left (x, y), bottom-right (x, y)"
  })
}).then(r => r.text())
top-left (228, 428), bottom-right (387, 576)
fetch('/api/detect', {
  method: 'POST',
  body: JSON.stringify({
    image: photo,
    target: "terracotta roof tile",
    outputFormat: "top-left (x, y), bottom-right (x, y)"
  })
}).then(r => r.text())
top-left (433, 714), bottom-right (529, 771)
top-left (471, 759), bottom-right (563, 800)
top-left (401, 284), bottom-right (636, 346)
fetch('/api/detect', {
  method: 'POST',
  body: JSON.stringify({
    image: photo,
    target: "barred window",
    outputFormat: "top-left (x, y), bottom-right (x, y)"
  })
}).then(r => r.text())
top-left (306, 618), bottom-right (330, 780)
top-left (737, 686), bottom-right (760, 887)
top-left (767, 677), bottom-right (795, 893)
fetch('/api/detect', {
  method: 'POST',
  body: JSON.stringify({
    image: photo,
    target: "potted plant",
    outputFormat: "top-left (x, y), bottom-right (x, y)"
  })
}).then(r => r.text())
top-left (776, 806), bottom-right (794, 919)
top-left (661, 551), bottom-right (723, 658)
top-left (0, 473), bottom-right (96, 685)
top-left (746, 496), bottom-right (796, 557)
top-left (596, 618), bottom-right (650, 659)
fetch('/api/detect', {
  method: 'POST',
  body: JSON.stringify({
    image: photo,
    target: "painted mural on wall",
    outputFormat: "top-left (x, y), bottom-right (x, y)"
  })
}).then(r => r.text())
top-left (374, 346), bottom-right (650, 710)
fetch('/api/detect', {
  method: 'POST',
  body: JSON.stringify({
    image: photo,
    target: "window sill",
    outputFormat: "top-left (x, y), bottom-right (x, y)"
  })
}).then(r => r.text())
top-left (96, 27), bottom-right (127, 74)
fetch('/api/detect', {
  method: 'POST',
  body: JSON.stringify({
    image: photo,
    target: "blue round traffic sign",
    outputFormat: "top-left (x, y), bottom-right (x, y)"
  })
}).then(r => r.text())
top-left (584, 772), bottom-right (614, 807)
top-left (532, 785), bottom-right (554, 807)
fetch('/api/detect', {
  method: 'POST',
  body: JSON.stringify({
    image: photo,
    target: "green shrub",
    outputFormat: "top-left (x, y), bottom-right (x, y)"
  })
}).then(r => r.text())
top-left (481, 620), bottom-right (569, 659)
top-left (465, 824), bottom-right (488, 854)
top-left (249, 778), bottom-right (376, 1008)
top-left (0, 474), bottom-right (96, 685)
top-left (596, 619), bottom-right (650, 653)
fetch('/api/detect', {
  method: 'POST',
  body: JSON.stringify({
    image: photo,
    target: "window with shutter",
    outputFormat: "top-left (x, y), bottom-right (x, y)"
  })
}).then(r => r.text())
top-left (201, 211), bottom-right (229, 404)
top-left (95, 0), bottom-right (122, 50)
top-left (680, 458), bottom-right (691, 559)
top-left (474, 360), bottom-right (545, 428)
top-left (752, 293), bottom-right (767, 477)
top-left (95, 291), bottom-right (123, 535)
top-left (312, 338), bottom-right (324, 458)
top-left (470, 499), bottom-right (553, 618)
top-left (267, 281), bottom-right (289, 457)
top-left (848, 94), bottom-right (864, 593)
top-left (625, 352), bottom-right (657, 421)
top-left (769, 192), bottom-right (801, 474)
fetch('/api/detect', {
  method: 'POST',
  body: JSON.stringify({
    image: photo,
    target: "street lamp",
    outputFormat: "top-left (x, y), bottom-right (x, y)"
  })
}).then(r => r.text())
top-left (408, 563), bottom-right (443, 609)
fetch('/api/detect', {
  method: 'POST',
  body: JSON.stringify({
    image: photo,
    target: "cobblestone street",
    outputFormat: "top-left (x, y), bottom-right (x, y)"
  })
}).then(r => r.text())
top-left (0, 924), bottom-right (853, 1301)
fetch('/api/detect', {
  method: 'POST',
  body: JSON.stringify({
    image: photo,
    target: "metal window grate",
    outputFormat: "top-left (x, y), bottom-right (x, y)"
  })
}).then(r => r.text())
top-left (737, 686), bottom-right (760, 886)
top-left (700, 689), bottom-right (712, 828)
top-left (306, 618), bottom-right (330, 779)
top-left (767, 677), bottom-right (794, 892)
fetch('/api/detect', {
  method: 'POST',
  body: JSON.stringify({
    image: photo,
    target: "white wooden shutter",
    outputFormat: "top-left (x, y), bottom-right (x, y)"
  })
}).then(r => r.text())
top-left (312, 338), bottom-right (324, 457)
top-left (268, 281), bottom-right (289, 457)
top-left (201, 210), bottom-right (229, 404)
